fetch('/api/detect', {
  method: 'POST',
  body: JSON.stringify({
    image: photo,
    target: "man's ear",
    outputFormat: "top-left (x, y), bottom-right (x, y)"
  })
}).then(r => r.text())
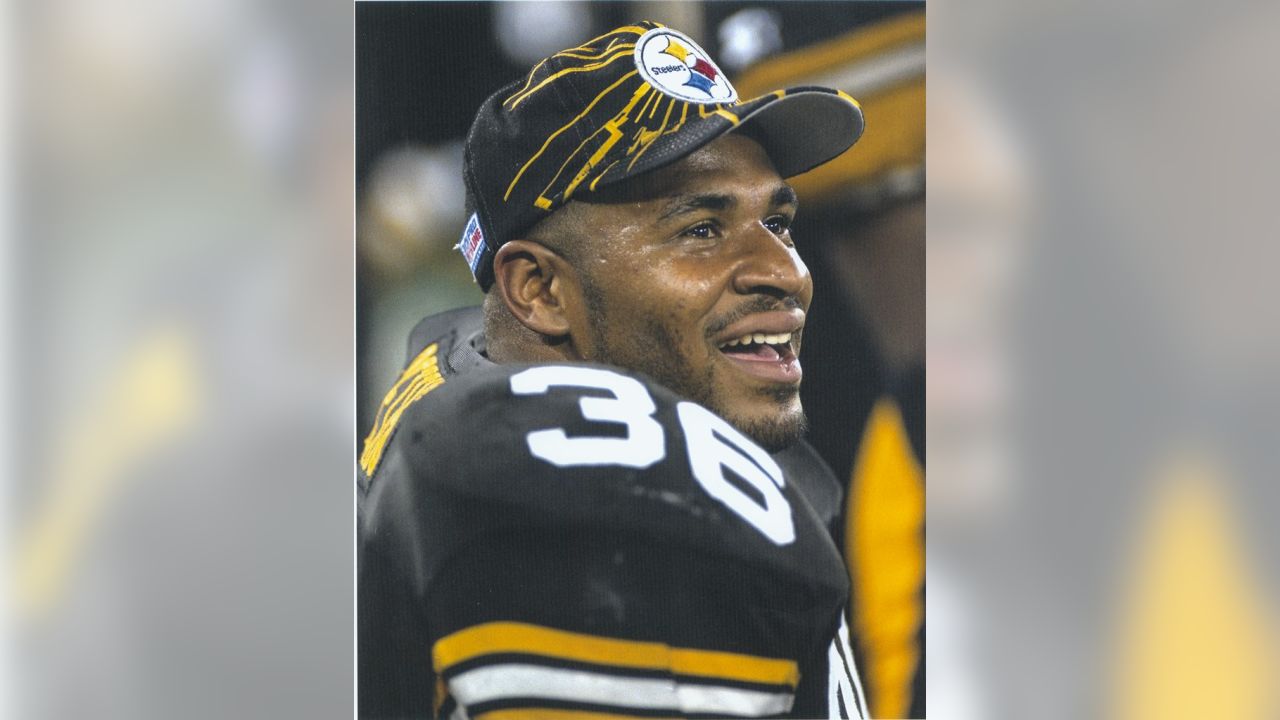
top-left (491, 240), bottom-right (573, 338)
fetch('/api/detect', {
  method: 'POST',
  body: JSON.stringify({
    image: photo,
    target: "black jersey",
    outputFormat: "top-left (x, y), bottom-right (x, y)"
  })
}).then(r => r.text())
top-left (358, 307), bottom-right (866, 718)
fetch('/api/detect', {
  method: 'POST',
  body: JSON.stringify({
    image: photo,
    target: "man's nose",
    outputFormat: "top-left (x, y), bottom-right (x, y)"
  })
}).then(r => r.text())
top-left (731, 225), bottom-right (811, 300)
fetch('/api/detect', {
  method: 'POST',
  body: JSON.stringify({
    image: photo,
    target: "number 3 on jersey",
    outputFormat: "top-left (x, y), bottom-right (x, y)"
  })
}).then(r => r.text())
top-left (510, 366), bottom-right (795, 545)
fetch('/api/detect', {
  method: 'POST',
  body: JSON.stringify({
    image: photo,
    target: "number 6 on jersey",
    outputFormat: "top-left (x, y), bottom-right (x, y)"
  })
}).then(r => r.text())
top-left (510, 366), bottom-right (795, 545)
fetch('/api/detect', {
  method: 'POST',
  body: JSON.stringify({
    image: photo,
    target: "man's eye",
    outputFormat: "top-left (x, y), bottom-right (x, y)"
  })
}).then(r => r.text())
top-left (764, 215), bottom-right (793, 235)
top-left (682, 222), bottom-right (718, 239)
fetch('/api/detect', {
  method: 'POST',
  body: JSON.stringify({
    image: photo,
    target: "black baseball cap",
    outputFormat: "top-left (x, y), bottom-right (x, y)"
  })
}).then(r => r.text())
top-left (458, 20), bottom-right (865, 290)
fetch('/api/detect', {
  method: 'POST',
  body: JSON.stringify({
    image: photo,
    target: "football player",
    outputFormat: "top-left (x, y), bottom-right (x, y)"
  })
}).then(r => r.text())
top-left (359, 21), bottom-right (868, 718)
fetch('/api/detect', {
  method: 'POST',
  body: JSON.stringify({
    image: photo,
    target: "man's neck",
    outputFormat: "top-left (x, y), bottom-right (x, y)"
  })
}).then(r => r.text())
top-left (484, 328), bottom-right (581, 366)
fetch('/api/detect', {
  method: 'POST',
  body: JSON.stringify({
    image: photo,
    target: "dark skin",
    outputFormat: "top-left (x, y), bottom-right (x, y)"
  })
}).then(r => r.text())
top-left (485, 134), bottom-right (813, 450)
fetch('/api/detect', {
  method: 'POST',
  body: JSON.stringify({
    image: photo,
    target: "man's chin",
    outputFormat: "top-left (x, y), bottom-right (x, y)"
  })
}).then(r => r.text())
top-left (632, 356), bottom-right (806, 451)
top-left (724, 406), bottom-right (809, 453)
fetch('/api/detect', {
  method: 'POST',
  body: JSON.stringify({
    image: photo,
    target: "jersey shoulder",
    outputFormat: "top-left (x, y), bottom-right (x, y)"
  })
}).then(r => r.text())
top-left (359, 360), bottom-right (856, 718)
top-left (775, 438), bottom-right (844, 532)
top-left (403, 305), bottom-right (487, 376)
top-left (358, 306), bottom-right (485, 484)
top-left (365, 361), bottom-right (846, 591)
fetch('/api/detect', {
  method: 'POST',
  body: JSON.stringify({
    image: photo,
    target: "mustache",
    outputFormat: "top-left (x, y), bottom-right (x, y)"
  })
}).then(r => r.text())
top-left (704, 295), bottom-right (803, 338)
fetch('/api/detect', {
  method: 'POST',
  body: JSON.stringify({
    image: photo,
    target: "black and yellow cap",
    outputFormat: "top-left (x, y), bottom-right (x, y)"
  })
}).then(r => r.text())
top-left (458, 20), bottom-right (865, 289)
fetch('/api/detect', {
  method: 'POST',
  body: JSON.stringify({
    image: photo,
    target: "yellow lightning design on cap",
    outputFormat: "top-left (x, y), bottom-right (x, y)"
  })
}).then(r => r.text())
top-left (501, 22), bottom-right (749, 211)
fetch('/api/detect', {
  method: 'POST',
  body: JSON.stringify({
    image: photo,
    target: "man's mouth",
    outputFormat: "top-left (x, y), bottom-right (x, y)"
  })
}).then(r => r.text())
top-left (714, 323), bottom-right (803, 385)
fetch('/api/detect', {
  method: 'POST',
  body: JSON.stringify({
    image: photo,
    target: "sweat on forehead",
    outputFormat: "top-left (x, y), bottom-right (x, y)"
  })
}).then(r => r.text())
top-left (521, 134), bottom-right (798, 273)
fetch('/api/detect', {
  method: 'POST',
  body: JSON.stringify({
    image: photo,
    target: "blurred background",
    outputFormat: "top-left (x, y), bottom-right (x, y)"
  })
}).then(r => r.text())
top-left (7, 0), bottom-right (1280, 719)
top-left (9, 0), bottom-right (355, 717)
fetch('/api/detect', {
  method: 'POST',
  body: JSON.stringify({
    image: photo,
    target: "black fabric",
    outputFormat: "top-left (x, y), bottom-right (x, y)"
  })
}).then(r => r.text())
top-left (358, 307), bottom-right (860, 718)
top-left (381, 361), bottom-right (846, 591)
top-left (773, 438), bottom-right (844, 539)
top-left (405, 306), bottom-right (487, 375)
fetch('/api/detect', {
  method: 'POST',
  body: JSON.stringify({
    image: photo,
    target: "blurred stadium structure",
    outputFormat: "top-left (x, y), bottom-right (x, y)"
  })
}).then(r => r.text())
top-left (6, 0), bottom-right (1280, 719)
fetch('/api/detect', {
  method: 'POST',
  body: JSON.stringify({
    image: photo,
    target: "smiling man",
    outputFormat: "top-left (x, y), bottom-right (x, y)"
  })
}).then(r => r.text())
top-left (487, 133), bottom-right (810, 452)
top-left (359, 21), bottom-right (867, 719)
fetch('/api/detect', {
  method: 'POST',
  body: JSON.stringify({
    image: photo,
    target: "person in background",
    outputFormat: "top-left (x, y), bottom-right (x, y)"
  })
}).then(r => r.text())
top-left (720, 5), bottom-right (926, 717)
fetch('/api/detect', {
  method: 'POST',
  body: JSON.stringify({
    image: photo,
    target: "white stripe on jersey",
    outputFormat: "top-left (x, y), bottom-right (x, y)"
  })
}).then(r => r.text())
top-left (827, 615), bottom-right (868, 718)
top-left (448, 663), bottom-right (795, 716)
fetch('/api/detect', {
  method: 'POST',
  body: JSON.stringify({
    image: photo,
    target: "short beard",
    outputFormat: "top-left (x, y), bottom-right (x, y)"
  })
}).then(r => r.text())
top-left (733, 389), bottom-right (809, 452)
top-left (580, 275), bottom-right (807, 452)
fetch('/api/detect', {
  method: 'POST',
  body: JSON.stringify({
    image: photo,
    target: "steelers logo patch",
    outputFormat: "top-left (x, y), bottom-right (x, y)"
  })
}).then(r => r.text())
top-left (634, 27), bottom-right (738, 105)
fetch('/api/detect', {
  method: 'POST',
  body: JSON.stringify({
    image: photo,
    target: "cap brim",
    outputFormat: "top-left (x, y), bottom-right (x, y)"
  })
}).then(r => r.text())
top-left (591, 86), bottom-right (864, 188)
top-left (735, 88), bottom-right (866, 178)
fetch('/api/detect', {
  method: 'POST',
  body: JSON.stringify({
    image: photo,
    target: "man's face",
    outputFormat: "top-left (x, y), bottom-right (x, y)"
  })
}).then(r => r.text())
top-left (554, 134), bottom-right (813, 450)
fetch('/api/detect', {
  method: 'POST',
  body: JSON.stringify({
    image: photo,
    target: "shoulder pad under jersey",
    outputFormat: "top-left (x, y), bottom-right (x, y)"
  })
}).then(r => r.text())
top-left (362, 361), bottom-right (847, 599)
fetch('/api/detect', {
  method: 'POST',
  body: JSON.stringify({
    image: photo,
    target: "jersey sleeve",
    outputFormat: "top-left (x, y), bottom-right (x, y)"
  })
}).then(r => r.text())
top-left (359, 363), bottom-right (852, 718)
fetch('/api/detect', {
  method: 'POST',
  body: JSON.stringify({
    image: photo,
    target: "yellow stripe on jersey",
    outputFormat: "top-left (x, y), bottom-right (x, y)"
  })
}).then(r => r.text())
top-left (433, 621), bottom-right (799, 688)
top-left (847, 396), bottom-right (924, 720)
top-left (358, 343), bottom-right (445, 476)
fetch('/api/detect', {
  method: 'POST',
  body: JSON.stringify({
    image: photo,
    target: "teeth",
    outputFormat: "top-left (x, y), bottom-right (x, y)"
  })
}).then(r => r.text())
top-left (719, 331), bottom-right (793, 349)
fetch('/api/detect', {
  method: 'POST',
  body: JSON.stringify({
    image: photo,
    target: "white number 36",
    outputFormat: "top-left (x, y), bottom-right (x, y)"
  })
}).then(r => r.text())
top-left (510, 366), bottom-right (795, 545)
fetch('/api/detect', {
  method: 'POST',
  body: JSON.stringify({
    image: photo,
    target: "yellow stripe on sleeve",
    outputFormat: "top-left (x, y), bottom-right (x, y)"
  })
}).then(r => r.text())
top-left (358, 343), bottom-right (444, 476)
top-left (433, 621), bottom-right (799, 688)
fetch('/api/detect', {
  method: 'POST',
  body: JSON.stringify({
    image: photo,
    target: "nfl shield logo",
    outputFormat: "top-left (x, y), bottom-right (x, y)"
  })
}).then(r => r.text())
top-left (458, 213), bottom-right (487, 276)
